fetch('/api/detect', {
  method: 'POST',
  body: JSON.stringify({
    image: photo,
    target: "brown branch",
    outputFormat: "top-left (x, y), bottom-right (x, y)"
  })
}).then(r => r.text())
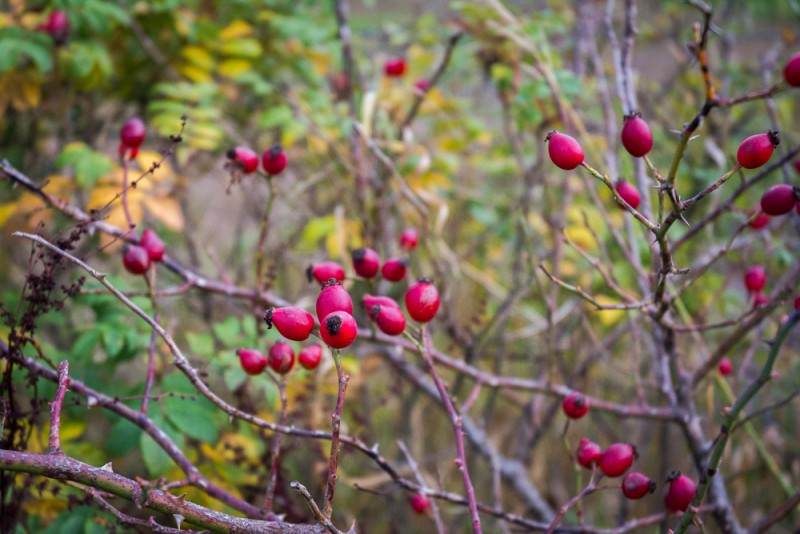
top-left (322, 350), bottom-right (350, 518)
top-left (47, 360), bottom-right (70, 455)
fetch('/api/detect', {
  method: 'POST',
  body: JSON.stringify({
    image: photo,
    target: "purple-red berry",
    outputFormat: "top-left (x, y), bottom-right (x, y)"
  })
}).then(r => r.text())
top-left (414, 79), bottom-right (429, 93)
top-left (783, 53), bottom-right (800, 87)
top-left (268, 341), bottom-right (295, 375)
top-left (123, 245), bottom-right (150, 275)
top-left (562, 391), bottom-right (589, 419)
top-left (748, 210), bottom-right (770, 230)
top-left (363, 294), bottom-right (400, 311)
top-left (737, 131), bottom-right (779, 169)
top-left (615, 180), bottom-right (642, 210)
top-left (760, 184), bottom-right (797, 216)
top-left (621, 113), bottom-right (653, 158)
top-left (599, 443), bottom-right (635, 478)
top-left (316, 279), bottom-right (354, 322)
top-left (307, 262), bottom-right (346, 285)
top-left (39, 10), bottom-right (70, 45)
top-left (382, 258), bottom-right (408, 282)
top-left (718, 357), bottom-right (733, 376)
top-left (262, 144), bottom-right (287, 175)
top-left (576, 438), bottom-right (602, 469)
top-left (352, 247), bottom-right (381, 279)
top-left (237, 348), bottom-right (267, 375)
top-left (794, 296), bottom-right (800, 311)
top-left (119, 117), bottom-right (146, 159)
top-left (405, 278), bottom-right (440, 323)
top-left (384, 58), bottom-right (407, 78)
top-left (744, 265), bottom-right (766, 293)
top-left (320, 311), bottom-right (358, 349)
top-left (410, 494), bottom-right (431, 514)
top-left (227, 147), bottom-right (259, 174)
top-left (369, 305), bottom-right (406, 336)
top-left (546, 131), bottom-right (584, 170)
top-left (753, 292), bottom-right (769, 307)
top-left (664, 472), bottom-right (696, 513)
top-left (139, 229), bottom-right (165, 262)
top-left (622, 472), bottom-right (656, 500)
top-left (264, 307), bottom-right (315, 342)
top-left (399, 228), bottom-right (419, 251)
top-left (298, 344), bottom-right (323, 370)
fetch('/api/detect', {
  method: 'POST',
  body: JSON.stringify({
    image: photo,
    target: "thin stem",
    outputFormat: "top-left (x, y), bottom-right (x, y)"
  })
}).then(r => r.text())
top-left (291, 480), bottom-right (346, 534)
top-left (141, 267), bottom-right (160, 415)
top-left (264, 374), bottom-right (289, 512)
top-left (121, 159), bottom-right (134, 230)
top-left (546, 472), bottom-right (601, 534)
top-left (322, 349), bottom-right (349, 519)
top-left (254, 178), bottom-right (277, 298)
top-left (48, 360), bottom-right (70, 455)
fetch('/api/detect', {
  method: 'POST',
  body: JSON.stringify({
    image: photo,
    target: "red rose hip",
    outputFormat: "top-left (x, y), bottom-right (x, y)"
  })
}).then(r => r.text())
top-left (736, 131), bottom-right (779, 169)
top-left (351, 247), bottom-right (380, 279)
top-left (405, 278), bottom-right (440, 322)
top-left (307, 262), bottom-right (346, 285)
top-left (599, 443), bottom-right (635, 478)
top-left (139, 229), bottom-right (165, 262)
top-left (744, 265), bottom-right (766, 293)
top-left (237, 348), bottom-right (267, 375)
top-left (384, 57), bottom-right (407, 78)
top-left (620, 113), bottom-right (653, 158)
top-left (369, 305), bottom-right (406, 336)
top-left (316, 279), bottom-right (354, 322)
top-left (264, 307), bottom-right (315, 342)
top-left (615, 180), bottom-right (641, 210)
top-left (119, 117), bottom-right (146, 159)
top-left (664, 472), bottom-right (696, 512)
top-left (718, 357), bottom-right (733, 376)
top-left (227, 147), bottom-right (259, 174)
top-left (783, 53), bottom-right (800, 87)
top-left (362, 294), bottom-right (400, 311)
top-left (576, 438), bottom-right (602, 469)
top-left (399, 228), bottom-right (419, 251)
top-left (760, 184), bottom-right (797, 216)
top-left (546, 131), bottom-right (584, 170)
top-left (320, 311), bottom-right (358, 349)
top-left (409, 494), bottom-right (430, 514)
top-left (262, 144), bottom-right (287, 175)
top-left (268, 341), bottom-right (295, 375)
top-left (298, 344), bottom-right (323, 370)
top-left (123, 245), bottom-right (150, 275)
top-left (622, 472), bottom-right (656, 500)
top-left (382, 258), bottom-right (408, 282)
top-left (748, 211), bottom-right (770, 230)
top-left (562, 391), bottom-right (589, 419)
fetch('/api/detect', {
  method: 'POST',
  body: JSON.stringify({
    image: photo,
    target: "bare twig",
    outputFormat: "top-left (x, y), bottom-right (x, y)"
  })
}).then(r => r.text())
top-left (48, 360), bottom-right (70, 455)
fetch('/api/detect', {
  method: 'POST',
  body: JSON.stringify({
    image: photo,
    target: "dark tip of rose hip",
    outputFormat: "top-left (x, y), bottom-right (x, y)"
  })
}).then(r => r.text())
top-left (624, 111), bottom-right (642, 120)
top-left (631, 444), bottom-right (639, 459)
top-left (322, 278), bottom-right (342, 289)
top-left (768, 130), bottom-right (780, 147)
top-left (326, 315), bottom-right (343, 335)
top-left (226, 148), bottom-right (236, 159)
top-left (306, 265), bottom-right (314, 283)
top-left (398, 258), bottom-right (409, 267)
top-left (647, 480), bottom-right (657, 494)
top-left (573, 395), bottom-right (585, 409)
top-left (263, 308), bottom-right (275, 329)
top-left (369, 305), bottom-right (381, 320)
top-left (545, 130), bottom-right (556, 142)
top-left (666, 470), bottom-right (681, 482)
top-left (416, 276), bottom-right (433, 284)
top-left (351, 248), bottom-right (366, 262)
top-left (268, 144), bottom-right (283, 158)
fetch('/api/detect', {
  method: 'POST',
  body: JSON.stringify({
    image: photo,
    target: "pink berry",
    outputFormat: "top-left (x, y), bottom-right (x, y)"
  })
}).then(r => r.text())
top-left (384, 58), bottom-right (407, 77)
top-left (748, 211), bottom-right (770, 230)
top-left (362, 294), bottom-right (400, 311)
top-left (320, 311), bottom-right (358, 349)
top-left (622, 472), bottom-right (656, 500)
top-left (599, 443), bottom-right (635, 478)
top-left (405, 278), bottom-right (440, 323)
top-left (120, 117), bottom-right (146, 149)
top-left (262, 144), bottom-right (287, 175)
top-left (352, 247), bottom-right (381, 279)
top-left (615, 180), bottom-right (642, 210)
top-left (576, 438), bottom-right (602, 469)
top-left (369, 305), bottom-right (406, 336)
top-left (783, 53), bottom-right (800, 87)
top-left (744, 265), bottom-right (766, 293)
top-left (664, 472), bottom-right (696, 513)
top-left (268, 341), bottom-right (295, 375)
top-left (718, 357), bottom-right (733, 376)
top-left (307, 262), bottom-right (346, 285)
top-left (414, 79), bottom-right (429, 93)
top-left (298, 344), bottom-right (323, 370)
top-left (316, 279), bottom-right (354, 323)
top-left (264, 307), bottom-right (315, 342)
top-left (546, 131), bottom-right (584, 170)
top-left (40, 10), bottom-right (70, 45)
top-left (227, 147), bottom-right (259, 174)
top-left (760, 184), bottom-right (797, 216)
top-left (562, 392), bottom-right (589, 419)
top-left (737, 131), bottom-right (779, 169)
top-left (620, 113), bottom-right (653, 158)
top-left (123, 245), bottom-right (150, 275)
top-left (409, 494), bottom-right (431, 514)
top-left (237, 348), bottom-right (267, 375)
top-left (753, 292), bottom-right (769, 307)
top-left (399, 228), bottom-right (419, 251)
top-left (382, 258), bottom-right (408, 282)
top-left (139, 229), bottom-right (165, 262)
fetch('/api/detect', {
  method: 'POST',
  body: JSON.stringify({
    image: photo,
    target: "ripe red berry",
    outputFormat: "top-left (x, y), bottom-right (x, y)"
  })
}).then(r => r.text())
top-left (40, 10), bottom-right (70, 45)
top-left (382, 258), bottom-right (408, 282)
top-left (384, 57), bottom-right (407, 77)
top-left (748, 211), bottom-right (770, 230)
top-left (264, 307), bottom-right (315, 342)
top-left (620, 113), bottom-right (653, 158)
top-left (760, 184), bottom-right (797, 216)
top-left (599, 443), bottom-right (635, 478)
top-left (752, 292), bottom-right (769, 307)
top-left (409, 494), bottom-right (431, 514)
top-left (744, 265), bottom-right (766, 293)
top-left (268, 341), bottom-right (295, 375)
top-left (307, 262), bottom-right (346, 285)
top-left (576, 438), bottom-right (602, 469)
top-left (718, 357), bottom-right (733, 376)
top-left (352, 247), bottom-right (381, 279)
top-left (399, 228), bottom-right (419, 251)
top-left (615, 180), bottom-right (642, 210)
top-left (622, 472), bottom-right (656, 500)
top-left (664, 472), bottom-right (696, 513)
top-left (562, 392), bottom-right (589, 419)
top-left (320, 311), bottom-right (358, 349)
top-left (139, 229), bottom-right (165, 262)
top-left (227, 147), bottom-right (259, 174)
top-left (123, 245), bottom-right (150, 275)
top-left (298, 344), bottom-right (323, 370)
top-left (363, 294), bottom-right (400, 311)
top-left (794, 296), bottom-right (800, 311)
top-left (119, 117), bottom-right (146, 159)
top-left (262, 144), bottom-right (287, 175)
top-left (546, 131), bottom-right (584, 170)
top-left (316, 279), bottom-right (354, 322)
top-left (737, 131), bottom-right (779, 169)
top-left (369, 305), bottom-right (406, 336)
top-left (237, 348), bottom-right (267, 375)
top-left (783, 53), bottom-right (800, 87)
top-left (405, 278), bottom-right (440, 322)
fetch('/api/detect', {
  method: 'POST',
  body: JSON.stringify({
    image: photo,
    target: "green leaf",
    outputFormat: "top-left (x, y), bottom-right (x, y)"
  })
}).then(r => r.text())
top-left (70, 329), bottom-right (101, 363)
top-left (105, 417), bottom-right (142, 457)
top-left (0, 28), bottom-right (53, 73)
top-left (55, 143), bottom-right (115, 188)
top-left (218, 38), bottom-right (262, 58)
top-left (163, 396), bottom-right (219, 443)
top-left (213, 316), bottom-right (241, 347)
top-left (223, 365), bottom-right (247, 392)
top-left (258, 105), bottom-right (293, 129)
top-left (100, 326), bottom-right (125, 360)
top-left (186, 331), bottom-right (214, 357)
top-left (140, 411), bottom-right (183, 476)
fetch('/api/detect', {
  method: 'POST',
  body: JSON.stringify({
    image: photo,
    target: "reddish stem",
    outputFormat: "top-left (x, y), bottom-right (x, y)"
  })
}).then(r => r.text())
top-left (264, 374), bottom-right (289, 512)
top-left (48, 360), bottom-right (70, 455)
top-left (121, 159), bottom-right (134, 230)
top-left (141, 268), bottom-right (160, 415)
top-left (322, 349), bottom-right (350, 518)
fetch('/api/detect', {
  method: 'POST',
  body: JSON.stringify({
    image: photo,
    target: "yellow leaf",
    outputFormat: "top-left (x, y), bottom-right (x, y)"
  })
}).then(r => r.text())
top-left (219, 20), bottom-right (254, 41)
top-left (565, 226), bottom-right (594, 251)
top-left (182, 45), bottom-right (215, 70)
top-left (306, 49), bottom-right (332, 77)
top-left (142, 196), bottom-right (184, 231)
top-left (179, 64), bottom-right (213, 83)
top-left (0, 202), bottom-right (16, 227)
top-left (219, 38), bottom-right (262, 59)
top-left (590, 295), bottom-right (625, 326)
top-left (218, 59), bottom-right (252, 78)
